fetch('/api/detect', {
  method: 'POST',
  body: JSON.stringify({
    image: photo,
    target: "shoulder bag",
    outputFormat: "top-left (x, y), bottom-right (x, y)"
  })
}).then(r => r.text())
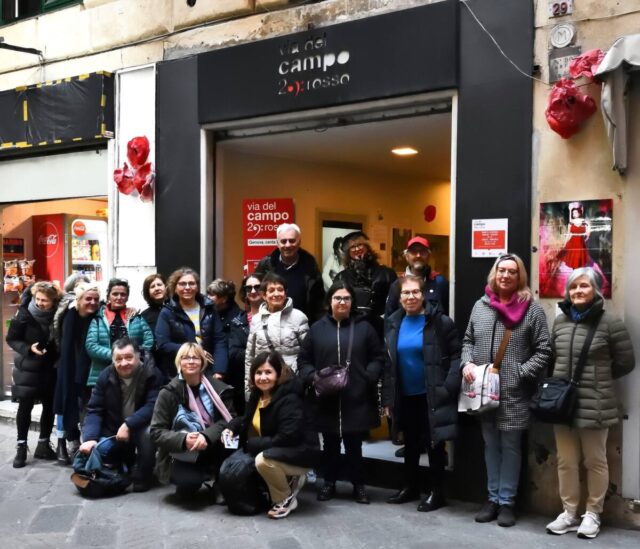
top-left (530, 310), bottom-right (603, 424)
top-left (313, 321), bottom-right (354, 397)
top-left (458, 328), bottom-right (512, 415)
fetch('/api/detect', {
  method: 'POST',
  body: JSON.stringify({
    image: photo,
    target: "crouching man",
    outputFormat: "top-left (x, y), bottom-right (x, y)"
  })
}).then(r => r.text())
top-left (79, 337), bottom-right (163, 492)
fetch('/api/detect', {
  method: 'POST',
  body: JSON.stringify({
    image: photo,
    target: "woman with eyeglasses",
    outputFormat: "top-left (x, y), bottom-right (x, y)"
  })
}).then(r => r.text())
top-left (298, 280), bottom-right (383, 504)
top-left (382, 275), bottom-right (461, 512)
top-left (461, 253), bottom-right (551, 527)
top-left (244, 273), bottom-right (309, 398)
top-left (155, 267), bottom-right (228, 380)
top-left (85, 278), bottom-right (154, 387)
top-left (239, 274), bottom-right (264, 324)
top-left (151, 342), bottom-right (235, 497)
top-left (8, 281), bottom-right (63, 468)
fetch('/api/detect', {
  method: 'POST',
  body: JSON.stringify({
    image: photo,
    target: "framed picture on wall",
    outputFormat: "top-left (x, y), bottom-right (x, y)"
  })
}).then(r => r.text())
top-left (392, 228), bottom-right (412, 273)
top-left (318, 214), bottom-right (365, 291)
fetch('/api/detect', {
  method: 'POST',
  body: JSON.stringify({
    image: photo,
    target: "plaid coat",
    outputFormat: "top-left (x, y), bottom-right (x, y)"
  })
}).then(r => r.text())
top-left (461, 296), bottom-right (552, 430)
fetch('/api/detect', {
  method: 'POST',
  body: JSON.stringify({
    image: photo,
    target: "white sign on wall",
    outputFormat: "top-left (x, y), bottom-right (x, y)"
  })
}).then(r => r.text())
top-left (471, 218), bottom-right (508, 258)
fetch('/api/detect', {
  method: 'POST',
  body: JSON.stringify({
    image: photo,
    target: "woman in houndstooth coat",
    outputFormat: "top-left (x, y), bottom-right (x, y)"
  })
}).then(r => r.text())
top-left (461, 253), bottom-right (551, 527)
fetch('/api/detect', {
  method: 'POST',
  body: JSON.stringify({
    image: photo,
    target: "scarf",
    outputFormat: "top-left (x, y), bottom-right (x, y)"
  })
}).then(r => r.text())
top-left (181, 373), bottom-right (232, 429)
top-left (569, 304), bottom-right (593, 322)
top-left (485, 285), bottom-right (530, 329)
top-left (28, 299), bottom-right (55, 335)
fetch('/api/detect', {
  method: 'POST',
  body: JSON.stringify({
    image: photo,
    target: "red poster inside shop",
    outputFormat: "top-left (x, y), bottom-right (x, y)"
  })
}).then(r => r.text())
top-left (243, 198), bottom-right (295, 275)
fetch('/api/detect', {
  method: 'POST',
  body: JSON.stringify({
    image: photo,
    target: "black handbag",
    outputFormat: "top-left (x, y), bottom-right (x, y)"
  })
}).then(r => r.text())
top-left (530, 310), bottom-right (603, 424)
top-left (313, 321), bottom-right (354, 397)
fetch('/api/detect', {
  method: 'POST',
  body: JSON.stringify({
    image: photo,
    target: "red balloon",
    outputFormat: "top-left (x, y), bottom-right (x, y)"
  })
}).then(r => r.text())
top-left (424, 205), bottom-right (436, 222)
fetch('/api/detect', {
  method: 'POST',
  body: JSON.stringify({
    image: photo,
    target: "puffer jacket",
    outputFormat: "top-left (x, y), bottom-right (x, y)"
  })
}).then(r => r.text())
top-left (551, 296), bottom-right (635, 429)
top-left (244, 298), bottom-right (309, 397)
top-left (383, 303), bottom-right (461, 444)
top-left (461, 296), bottom-right (552, 431)
top-left (150, 374), bottom-right (235, 483)
top-left (7, 305), bottom-right (58, 400)
top-left (85, 305), bottom-right (154, 386)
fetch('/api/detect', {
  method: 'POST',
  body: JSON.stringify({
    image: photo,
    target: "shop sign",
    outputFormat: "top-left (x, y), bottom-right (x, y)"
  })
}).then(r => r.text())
top-left (243, 198), bottom-right (295, 274)
top-left (198, 1), bottom-right (457, 124)
top-left (471, 218), bottom-right (508, 258)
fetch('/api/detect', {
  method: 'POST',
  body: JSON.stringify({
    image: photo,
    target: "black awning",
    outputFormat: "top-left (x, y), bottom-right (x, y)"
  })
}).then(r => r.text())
top-left (0, 71), bottom-right (114, 158)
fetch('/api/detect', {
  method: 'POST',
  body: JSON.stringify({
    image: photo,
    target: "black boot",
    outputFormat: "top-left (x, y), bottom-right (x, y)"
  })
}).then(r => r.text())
top-left (417, 489), bottom-right (446, 512)
top-left (56, 439), bottom-right (71, 466)
top-left (387, 486), bottom-right (420, 504)
top-left (13, 442), bottom-right (28, 468)
top-left (34, 439), bottom-right (56, 460)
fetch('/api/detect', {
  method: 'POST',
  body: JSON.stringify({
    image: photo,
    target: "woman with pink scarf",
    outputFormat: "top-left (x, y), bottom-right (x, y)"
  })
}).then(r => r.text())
top-left (461, 254), bottom-right (551, 527)
top-left (150, 342), bottom-right (236, 498)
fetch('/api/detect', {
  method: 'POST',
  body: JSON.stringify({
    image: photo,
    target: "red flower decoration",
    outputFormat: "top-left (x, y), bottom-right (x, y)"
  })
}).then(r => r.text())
top-left (113, 162), bottom-right (135, 195)
top-left (127, 136), bottom-right (150, 169)
top-left (133, 162), bottom-right (153, 194)
top-left (568, 49), bottom-right (605, 82)
top-left (139, 173), bottom-right (155, 203)
top-left (545, 79), bottom-right (597, 139)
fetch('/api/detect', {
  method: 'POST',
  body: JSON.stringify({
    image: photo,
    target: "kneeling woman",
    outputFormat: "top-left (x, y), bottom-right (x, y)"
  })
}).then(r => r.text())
top-left (150, 342), bottom-right (235, 496)
top-left (224, 352), bottom-right (316, 519)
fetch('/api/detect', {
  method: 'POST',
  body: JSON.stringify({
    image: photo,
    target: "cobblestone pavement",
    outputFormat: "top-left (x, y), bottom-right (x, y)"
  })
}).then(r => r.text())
top-left (0, 424), bottom-right (638, 548)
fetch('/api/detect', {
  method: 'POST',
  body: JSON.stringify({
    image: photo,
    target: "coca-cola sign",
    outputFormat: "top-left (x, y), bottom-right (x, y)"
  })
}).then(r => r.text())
top-left (36, 221), bottom-right (60, 259)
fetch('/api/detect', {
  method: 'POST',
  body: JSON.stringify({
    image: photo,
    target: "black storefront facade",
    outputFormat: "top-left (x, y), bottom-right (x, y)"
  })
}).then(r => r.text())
top-left (155, 0), bottom-right (534, 501)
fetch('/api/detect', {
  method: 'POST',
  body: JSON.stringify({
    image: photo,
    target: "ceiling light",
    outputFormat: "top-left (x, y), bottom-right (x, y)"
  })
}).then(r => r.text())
top-left (391, 147), bottom-right (418, 156)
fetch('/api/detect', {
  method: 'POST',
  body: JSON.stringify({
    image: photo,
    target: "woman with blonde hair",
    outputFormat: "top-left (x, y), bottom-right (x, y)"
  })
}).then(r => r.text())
top-left (461, 253), bottom-right (551, 527)
top-left (150, 342), bottom-right (235, 497)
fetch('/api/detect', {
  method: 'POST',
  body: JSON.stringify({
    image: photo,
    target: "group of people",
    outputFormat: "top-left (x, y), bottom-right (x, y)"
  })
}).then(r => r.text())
top-left (6, 222), bottom-right (635, 536)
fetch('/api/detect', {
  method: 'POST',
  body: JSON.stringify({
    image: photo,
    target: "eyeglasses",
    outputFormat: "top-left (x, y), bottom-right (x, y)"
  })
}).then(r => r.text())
top-left (177, 281), bottom-right (198, 288)
top-left (497, 268), bottom-right (518, 277)
top-left (180, 355), bottom-right (201, 362)
top-left (406, 247), bottom-right (430, 256)
top-left (245, 284), bottom-right (261, 292)
top-left (400, 289), bottom-right (423, 297)
top-left (332, 295), bottom-right (352, 303)
top-left (279, 238), bottom-right (298, 245)
top-left (348, 243), bottom-right (366, 251)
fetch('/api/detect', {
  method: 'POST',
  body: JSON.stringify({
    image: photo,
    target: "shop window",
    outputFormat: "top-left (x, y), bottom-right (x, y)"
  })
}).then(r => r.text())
top-left (1, 0), bottom-right (79, 25)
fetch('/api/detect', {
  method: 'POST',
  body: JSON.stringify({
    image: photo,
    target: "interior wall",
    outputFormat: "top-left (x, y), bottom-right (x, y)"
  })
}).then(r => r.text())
top-left (0, 198), bottom-right (108, 259)
top-left (218, 149), bottom-right (450, 287)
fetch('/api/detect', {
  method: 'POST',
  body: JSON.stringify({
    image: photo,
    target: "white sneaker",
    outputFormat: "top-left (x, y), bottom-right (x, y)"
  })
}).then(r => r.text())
top-left (288, 474), bottom-right (306, 498)
top-left (546, 511), bottom-right (580, 535)
top-left (577, 511), bottom-right (601, 539)
top-left (268, 494), bottom-right (298, 519)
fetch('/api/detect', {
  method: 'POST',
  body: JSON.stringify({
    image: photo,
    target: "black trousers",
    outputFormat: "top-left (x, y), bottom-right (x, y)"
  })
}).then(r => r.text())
top-left (17, 392), bottom-right (54, 442)
top-left (401, 394), bottom-right (446, 492)
top-left (322, 432), bottom-right (366, 485)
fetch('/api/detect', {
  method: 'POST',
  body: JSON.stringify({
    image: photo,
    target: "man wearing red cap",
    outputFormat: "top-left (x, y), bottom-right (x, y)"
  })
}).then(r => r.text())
top-left (385, 236), bottom-right (449, 319)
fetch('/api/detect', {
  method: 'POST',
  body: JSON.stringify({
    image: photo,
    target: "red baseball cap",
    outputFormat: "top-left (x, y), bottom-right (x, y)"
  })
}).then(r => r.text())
top-left (406, 236), bottom-right (430, 249)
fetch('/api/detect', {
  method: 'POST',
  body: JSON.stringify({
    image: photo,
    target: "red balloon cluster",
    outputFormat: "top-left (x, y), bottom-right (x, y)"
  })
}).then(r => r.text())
top-left (113, 136), bottom-right (155, 202)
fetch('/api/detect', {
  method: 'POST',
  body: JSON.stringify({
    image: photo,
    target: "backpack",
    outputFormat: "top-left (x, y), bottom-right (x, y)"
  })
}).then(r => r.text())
top-left (71, 438), bottom-right (131, 498)
top-left (218, 449), bottom-right (270, 515)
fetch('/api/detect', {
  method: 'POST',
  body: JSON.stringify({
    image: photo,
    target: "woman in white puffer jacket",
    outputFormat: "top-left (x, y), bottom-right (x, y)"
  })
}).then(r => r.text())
top-left (244, 273), bottom-right (309, 398)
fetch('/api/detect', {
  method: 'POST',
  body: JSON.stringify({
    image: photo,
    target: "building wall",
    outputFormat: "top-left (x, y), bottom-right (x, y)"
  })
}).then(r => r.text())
top-left (217, 148), bottom-right (450, 287)
top-left (531, 1), bottom-right (640, 527)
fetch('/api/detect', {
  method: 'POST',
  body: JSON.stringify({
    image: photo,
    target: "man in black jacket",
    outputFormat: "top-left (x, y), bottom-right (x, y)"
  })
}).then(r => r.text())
top-left (255, 223), bottom-right (324, 323)
top-left (79, 337), bottom-right (162, 492)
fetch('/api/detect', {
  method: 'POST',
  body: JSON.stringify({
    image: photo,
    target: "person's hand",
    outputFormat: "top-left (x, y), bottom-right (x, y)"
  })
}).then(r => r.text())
top-left (463, 363), bottom-right (477, 383)
top-left (213, 373), bottom-right (224, 380)
top-left (116, 423), bottom-right (130, 442)
top-left (204, 351), bottom-right (214, 365)
top-left (79, 440), bottom-right (98, 455)
top-left (30, 342), bottom-right (46, 356)
top-left (188, 433), bottom-right (208, 452)
top-left (221, 428), bottom-right (234, 442)
top-left (184, 432), bottom-right (200, 450)
top-left (383, 406), bottom-right (391, 417)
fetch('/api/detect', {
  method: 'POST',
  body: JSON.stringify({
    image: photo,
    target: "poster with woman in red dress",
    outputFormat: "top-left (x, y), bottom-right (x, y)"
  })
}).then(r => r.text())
top-left (539, 199), bottom-right (612, 298)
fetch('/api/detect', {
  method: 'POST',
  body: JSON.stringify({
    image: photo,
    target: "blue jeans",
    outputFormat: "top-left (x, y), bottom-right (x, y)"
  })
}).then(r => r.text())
top-left (97, 427), bottom-right (155, 480)
top-left (481, 422), bottom-right (523, 506)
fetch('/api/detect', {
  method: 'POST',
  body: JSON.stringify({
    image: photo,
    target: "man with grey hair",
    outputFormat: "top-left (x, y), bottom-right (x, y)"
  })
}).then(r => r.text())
top-left (255, 223), bottom-right (324, 322)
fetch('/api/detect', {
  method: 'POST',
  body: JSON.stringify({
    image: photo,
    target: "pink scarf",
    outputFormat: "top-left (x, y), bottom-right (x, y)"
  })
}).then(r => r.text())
top-left (485, 285), bottom-right (530, 329)
top-left (186, 375), bottom-right (233, 428)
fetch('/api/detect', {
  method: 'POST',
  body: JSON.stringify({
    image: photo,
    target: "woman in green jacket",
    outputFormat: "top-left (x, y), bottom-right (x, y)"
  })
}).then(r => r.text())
top-left (85, 278), bottom-right (154, 387)
top-left (546, 267), bottom-right (635, 539)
